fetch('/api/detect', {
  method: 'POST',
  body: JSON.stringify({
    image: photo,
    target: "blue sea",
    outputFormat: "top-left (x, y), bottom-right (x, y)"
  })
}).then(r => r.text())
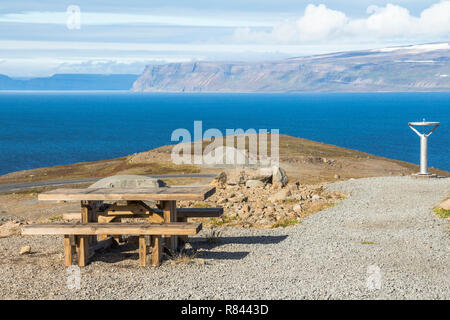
top-left (0, 91), bottom-right (448, 176)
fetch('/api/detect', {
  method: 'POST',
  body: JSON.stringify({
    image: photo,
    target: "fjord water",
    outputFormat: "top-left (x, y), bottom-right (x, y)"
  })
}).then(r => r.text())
top-left (0, 91), bottom-right (448, 175)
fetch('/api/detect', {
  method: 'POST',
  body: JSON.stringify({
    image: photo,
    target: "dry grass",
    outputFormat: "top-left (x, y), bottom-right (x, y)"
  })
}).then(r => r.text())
top-left (271, 218), bottom-right (300, 228)
top-left (433, 206), bottom-right (450, 219)
top-left (204, 228), bottom-right (222, 244)
top-left (169, 251), bottom-right (198, 265)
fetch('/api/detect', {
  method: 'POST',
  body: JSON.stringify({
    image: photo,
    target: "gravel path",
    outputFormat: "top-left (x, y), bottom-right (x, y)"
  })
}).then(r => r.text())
top-left (0, 176), bottom-right (448, 299)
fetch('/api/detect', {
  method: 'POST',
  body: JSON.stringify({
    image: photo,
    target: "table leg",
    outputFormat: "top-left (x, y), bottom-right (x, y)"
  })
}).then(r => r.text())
top-left (178, 216), bottom-right (189, 246)
top-left (138, 236), bottom-right (147, 267)
top-left (64, 235), bottom-right (72, 267)
top-left (161, 200), bottom-right (177, 251)
top-left (151, 235), bottom-right (162, 266)
top-left (77, 236), bottom-right (89, 267)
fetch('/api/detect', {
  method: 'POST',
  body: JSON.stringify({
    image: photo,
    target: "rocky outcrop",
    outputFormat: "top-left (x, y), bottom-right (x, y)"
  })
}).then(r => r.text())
top-left (199, 168), bottom-right (344, 228)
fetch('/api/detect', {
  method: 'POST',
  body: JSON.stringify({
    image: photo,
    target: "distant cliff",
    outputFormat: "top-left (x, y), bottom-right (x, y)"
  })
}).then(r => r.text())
top-left (0, 74), bottom-right (139, 90)
top-left (132, 43), bottom-right (450, 92)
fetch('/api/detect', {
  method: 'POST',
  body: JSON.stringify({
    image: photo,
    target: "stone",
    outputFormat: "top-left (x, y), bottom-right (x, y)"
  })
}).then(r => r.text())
top-left (226, 169), bottom-right (247, 185)
top-left (0, 221), bottom-right (21, 238)
top-left (334, 174), bottom-right (340, 179)
top-left (19, 246), bottom-right (31, 255)
top-left (312, 194), bottom-right (321, 200)
top-left (439, 199), bottom-right (450, 211)
top-left (242, 204), bottom-right (250, 213)
top-left (272, 166), bottom-right (288, 188)
top-left (245, 180), bottom-right (264, 188)
top-left (89, 175), bottom-right (166, 189)
top-left (293, 204), bottom-right (302, 213)
top-left (268, 189), bottom-right (291, 202)
top-left (211, 172), bottom-right (227, 188)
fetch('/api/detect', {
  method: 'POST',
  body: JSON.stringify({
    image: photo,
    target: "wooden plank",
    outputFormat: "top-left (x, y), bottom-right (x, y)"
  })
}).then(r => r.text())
top-left (22, 222), bottom-right (202, 236)
top-left (64, 235), bottom-right (73, 266)
top-left (105, 201), bottom-right (152, 216)
top-left (97, 215), bottom-right (117, 223)
top-left (151, 235), bottom-right (162, 267)
top-left (139, 236), bottom-right (147, 267)
top-left (162, 200), bottom-right (177, 251)
top-left (38, 186), bottom-right (216, 202)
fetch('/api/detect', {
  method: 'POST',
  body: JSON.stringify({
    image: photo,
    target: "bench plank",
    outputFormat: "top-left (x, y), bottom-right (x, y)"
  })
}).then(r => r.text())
top-left (63, 207), bottom-right (223, 220)
top-left (22, 222), bottom-right (202, 236)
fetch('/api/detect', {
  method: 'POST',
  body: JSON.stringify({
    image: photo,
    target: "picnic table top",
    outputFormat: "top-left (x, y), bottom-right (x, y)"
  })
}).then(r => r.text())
top-left (37, 186), bottom-right (216, 201)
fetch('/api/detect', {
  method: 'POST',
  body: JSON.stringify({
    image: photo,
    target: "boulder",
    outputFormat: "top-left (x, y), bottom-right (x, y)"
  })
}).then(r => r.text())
top-left (293, 204), bottom-right (302, 213)
top-left (226, 169), bottom-right (247, 186)
top-left (89, 175), bottom-right (166, 189)
top-left (272, 166), bottom-right (288, 188)
top-left (0, 221), bottom-right (21, 238)
top-left (245, 180), bottom-right (264, 188)
top-left (268, 189), bottom-right (291, 202)
top-left (211, 172), bottom-right (227, 188)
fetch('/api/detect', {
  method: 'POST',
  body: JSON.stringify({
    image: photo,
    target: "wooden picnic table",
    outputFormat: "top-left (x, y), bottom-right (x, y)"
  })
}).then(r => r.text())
top-left (36, 186), bottom-right (216, 266)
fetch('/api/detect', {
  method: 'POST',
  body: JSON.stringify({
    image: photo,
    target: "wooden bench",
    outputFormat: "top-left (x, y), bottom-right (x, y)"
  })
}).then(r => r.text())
top-left (22, 222), bottom-right (202, 267)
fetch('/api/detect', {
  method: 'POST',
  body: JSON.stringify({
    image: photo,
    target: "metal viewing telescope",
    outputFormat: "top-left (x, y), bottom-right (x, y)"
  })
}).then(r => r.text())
top-left (408, 119), bottom-right (440, 177)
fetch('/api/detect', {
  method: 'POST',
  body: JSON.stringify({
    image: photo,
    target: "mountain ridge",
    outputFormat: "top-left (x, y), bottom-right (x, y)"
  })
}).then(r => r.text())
top-left (132, 43), bottom-right (450, 93)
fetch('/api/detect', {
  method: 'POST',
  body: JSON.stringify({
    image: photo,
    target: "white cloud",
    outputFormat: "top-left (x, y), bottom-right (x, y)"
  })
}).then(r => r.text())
top-left (233, 1), bottom-right (450, 43)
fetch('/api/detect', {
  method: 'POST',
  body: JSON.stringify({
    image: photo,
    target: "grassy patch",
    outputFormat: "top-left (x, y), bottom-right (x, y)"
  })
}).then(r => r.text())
top-left (302, 202), bottom-right (336, 216)
top-left (271, 218), bottom-right (299, 228)
top-left (206, 214), bottom-right (238, 227)
top-left (192, 202), bottom-right (212, 209)
top-left (48, 215), bottom-right (63, 221)
top-left (433, 206), bottom-right (450, 219)
top-left (361, 241), bottom-right (375, 245)
top-left (7, 188), bottom-right (44, 195)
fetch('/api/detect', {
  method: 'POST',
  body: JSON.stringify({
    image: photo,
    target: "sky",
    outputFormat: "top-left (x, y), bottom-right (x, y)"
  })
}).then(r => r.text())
top-left (0, 0), bottom-right (449, 77)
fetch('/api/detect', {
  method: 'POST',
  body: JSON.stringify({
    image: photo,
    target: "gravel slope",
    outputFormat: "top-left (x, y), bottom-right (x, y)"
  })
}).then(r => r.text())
top-left (0, 176), bottom-right (448, 299)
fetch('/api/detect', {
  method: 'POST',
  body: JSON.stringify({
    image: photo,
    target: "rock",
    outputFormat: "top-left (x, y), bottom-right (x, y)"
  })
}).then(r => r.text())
top-left (89, 175), bottom-right (166, 189)
top-left (312, 194), bottom-right (321, 200)
top-left (242, 204), bottom-right (250, 213)
top-left (19, 246), bottom-right (31, 255)
top-left (272, 166), bottom-right (288, 188)
top-left (293, 204), bottom-right (302, 213)
top-left (211, 172), bottom-right (227, 188)
top-left (0, 221), bottom-right (21, 238)
top-left (439, 199), bottom-right (450, 211)
top-left (268, 189), bottom-right (291, 202)
top-left (227, 167), bottom-right (272, 186)
top-left (245, 180), bottom-right (264, 188)
top-left (226, 169), bottom-right (247, 185)
top-left (334, 174), bottom-right (340, 179)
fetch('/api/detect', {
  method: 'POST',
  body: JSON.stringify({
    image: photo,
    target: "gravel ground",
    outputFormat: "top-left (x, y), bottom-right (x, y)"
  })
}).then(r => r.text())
top-left (0, 176), bottom-right (448, 300)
